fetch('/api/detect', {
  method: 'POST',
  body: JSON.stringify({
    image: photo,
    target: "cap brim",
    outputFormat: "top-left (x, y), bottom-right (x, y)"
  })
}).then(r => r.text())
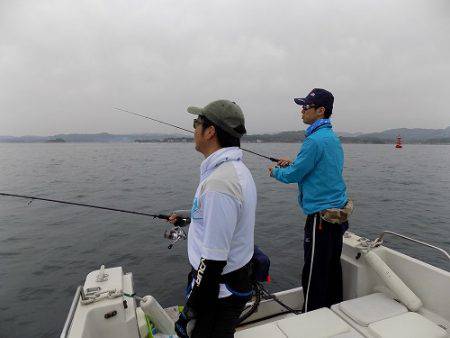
top-left (294, 98), bottom-right (311, 106)
top-left (187, 106), bottom-right (204, 115)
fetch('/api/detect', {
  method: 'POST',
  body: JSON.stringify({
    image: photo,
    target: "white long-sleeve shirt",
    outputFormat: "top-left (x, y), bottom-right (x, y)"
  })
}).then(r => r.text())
top-left (188, 147), bottom-right (257, 297)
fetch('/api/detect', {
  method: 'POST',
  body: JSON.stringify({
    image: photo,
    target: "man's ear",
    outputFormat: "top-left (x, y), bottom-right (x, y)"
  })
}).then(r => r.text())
top-left (316, 107), bottom-right (326, 118)
top-left (205, 125), bottom-right (216, 140)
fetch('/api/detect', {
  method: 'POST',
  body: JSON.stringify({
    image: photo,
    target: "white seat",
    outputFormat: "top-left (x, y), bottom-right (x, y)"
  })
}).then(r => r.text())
top-left (332, 293), bottom-right (449, 338)
top-left (332, 333), bottom-right (365, 338)
top-left (368, 312), bottom-right (448, 338)
top-left (236, 308), bottom-right (363, 338)
top-left (278, 308), bottom-right (354, 337)
top-left (235, 321), bottom-right (286, 338)
top-left (338, 293), bottom-right (407, 327)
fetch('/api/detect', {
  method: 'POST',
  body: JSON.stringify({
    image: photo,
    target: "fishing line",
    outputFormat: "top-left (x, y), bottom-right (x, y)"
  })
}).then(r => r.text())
top-left (113, 107), bottom-right (280, 162)
top-left (114, 107), bottom-right (193, 134)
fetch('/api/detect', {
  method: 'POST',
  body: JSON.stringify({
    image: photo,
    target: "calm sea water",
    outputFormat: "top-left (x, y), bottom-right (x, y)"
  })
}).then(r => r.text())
top-left (0, 143), bottom-right (449, 337)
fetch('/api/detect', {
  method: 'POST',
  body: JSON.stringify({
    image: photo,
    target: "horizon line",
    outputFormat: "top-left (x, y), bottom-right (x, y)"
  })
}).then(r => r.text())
top-left (2, 125), bottom-right (450, 138)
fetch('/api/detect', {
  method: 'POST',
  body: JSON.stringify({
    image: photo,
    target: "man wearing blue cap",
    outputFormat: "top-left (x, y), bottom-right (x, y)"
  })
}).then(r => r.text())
top-left (268, 88), bottom-right (351, 312)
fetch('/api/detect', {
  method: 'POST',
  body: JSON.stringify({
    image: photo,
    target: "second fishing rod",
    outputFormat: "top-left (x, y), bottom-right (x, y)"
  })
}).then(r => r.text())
top-left (113, 107), bottom-right (280, 162)
top-left (0, 192), bottom-right (189, 249)
top-left (0, 193), bottom-right (188, 226)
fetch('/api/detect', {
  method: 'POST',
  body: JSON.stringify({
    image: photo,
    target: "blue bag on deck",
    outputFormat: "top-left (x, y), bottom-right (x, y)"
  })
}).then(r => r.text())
top-left (252, 246), bottom-right (270, 283)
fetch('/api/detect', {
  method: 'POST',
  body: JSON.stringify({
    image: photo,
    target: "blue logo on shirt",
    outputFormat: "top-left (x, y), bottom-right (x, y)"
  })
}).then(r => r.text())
top-left (191, 197), bottom-right (202, 220)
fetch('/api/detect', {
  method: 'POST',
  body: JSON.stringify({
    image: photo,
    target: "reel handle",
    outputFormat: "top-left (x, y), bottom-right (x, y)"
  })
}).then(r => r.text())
top-left (174, 217), bottom-right (188, 227)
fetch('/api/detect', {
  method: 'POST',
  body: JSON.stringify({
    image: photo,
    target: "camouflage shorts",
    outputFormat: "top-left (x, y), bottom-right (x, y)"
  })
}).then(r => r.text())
top-left (320, 199), bottom-right (354, 224)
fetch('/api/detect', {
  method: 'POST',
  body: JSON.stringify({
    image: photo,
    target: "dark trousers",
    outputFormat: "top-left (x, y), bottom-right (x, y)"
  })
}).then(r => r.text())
top-left (302, 213), bottom-right (348, 312)
top-left (191, 295), bottom-right (249, 338)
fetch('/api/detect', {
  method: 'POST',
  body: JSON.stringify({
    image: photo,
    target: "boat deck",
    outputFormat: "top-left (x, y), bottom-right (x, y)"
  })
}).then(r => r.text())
top-left (61, 231), bottom-right (450, 338)
top-left (235, 293), bottom-right (448, 337)
top-left (233, 231), bottom-right (450, 337)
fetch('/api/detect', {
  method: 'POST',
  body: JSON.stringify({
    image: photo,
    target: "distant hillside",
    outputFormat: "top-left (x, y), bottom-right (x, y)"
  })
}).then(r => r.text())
top-left (336, 132), bottom-right (364, 137)
top-left (0, 132), bottom-right (181, 143)
top-left (242, 131), bottom-right (364, 143)
top-left (353, 126), bottom-right (450, 142)
top-left (243, 127), bottom-right (450, 144)
top-left (243, 131), bottom-right (305, 143)
top-left (1, 127), bottom-right (450, 144)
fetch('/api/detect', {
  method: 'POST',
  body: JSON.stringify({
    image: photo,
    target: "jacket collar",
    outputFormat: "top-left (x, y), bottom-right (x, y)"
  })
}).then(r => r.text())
top-left (305, 118), bottom-right (332, 137)
top-left (200, 147), bottom-right (242, 180)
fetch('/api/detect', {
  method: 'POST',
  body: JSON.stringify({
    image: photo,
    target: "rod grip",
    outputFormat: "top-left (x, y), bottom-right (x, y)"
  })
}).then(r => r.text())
top-left (157, 214), bottom-right (188, 227)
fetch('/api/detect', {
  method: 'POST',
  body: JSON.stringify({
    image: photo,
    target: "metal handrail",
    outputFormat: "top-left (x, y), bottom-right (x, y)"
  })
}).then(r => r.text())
top-left (373, 230), bottom-right (450, 261)
top-left (60, 285), bottom-right (81, 338)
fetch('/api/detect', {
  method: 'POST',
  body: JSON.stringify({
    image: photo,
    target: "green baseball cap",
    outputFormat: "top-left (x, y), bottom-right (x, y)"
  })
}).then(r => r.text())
top-left (187, 99), bottom-right (246, 138)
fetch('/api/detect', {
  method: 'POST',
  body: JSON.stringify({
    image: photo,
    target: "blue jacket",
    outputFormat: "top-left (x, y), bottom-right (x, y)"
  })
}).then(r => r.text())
top-left (271, 124), bottom-right (347, 215)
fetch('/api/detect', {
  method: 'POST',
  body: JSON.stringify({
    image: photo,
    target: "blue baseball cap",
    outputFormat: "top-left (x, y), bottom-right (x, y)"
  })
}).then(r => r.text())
top-left (294, 88), bottom-right (334, 114)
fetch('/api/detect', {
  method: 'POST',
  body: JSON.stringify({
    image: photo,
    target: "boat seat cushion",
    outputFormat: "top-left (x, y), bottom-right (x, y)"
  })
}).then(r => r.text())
top-left (331, 333), bottom-right (365, 338)
top-left (276, 308), bottom-right (357, 338)
top-left (237, 308), bottom-right (363, 338)
top-left (235, 321), bottom-right (286, 338)
top-left (368, 312), bottom-right (448, 338)
top-left (338, 292), bottom-right (408, 326)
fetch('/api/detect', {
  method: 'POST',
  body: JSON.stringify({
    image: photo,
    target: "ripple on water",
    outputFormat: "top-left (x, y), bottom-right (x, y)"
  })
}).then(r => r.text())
top-left (52, 245), bottom-right (73, 252)
top-left (105, 253), bottom-right (139, 266)
top-left (80, 247), bottom-right (97, 254)
top-left (66, 259), bottom-right (87, 268)
top-left (397, 180), bottom-right (420, 186)
top-left (47, 220), bottom-right (66, 227)
top-left (18, 286), bottom-right (55, 301)
top-left (0, 251), bottom-right (20, 257)
top-left (1, 143), bottom-right (449, 338)
top-left (1, 235), bottom-right (27, 243)
top-left (32, 264), bottom-right (62, 276)
top-left (106, 232), bottom-right (129, 239)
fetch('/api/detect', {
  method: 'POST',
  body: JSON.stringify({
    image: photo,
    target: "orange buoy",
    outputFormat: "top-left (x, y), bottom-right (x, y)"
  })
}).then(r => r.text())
top-left (395, 135), bottom-right (403, 149)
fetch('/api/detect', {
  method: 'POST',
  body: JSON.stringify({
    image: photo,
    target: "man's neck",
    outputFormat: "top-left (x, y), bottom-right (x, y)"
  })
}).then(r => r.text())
top-left (309, 116), bottom-right (324, 125)
top-left (202, 144), bottom-right (222, 158)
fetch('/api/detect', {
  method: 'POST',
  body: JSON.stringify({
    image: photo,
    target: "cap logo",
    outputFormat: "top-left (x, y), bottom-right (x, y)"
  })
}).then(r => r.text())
top-left (310, 92), bottom-right (315, 96)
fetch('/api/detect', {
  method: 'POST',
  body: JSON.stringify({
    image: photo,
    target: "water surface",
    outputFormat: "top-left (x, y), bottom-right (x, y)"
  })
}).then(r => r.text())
top-left (0, 143), bottom-right (449, 337)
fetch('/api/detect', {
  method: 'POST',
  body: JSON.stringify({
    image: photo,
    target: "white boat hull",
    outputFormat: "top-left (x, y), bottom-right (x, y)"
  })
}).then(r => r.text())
top-left (61, 231), bottom-right (450, 338)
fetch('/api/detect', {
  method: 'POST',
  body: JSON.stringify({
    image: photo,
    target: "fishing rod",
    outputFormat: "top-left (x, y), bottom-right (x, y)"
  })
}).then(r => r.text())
top-left (113, 107), bottom-right (280, 162)
top-left (0, 192), bottom-right (187, 227)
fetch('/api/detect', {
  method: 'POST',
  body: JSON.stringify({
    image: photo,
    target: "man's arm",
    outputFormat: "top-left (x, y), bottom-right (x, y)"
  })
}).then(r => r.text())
top-left (270, 137), bottom-right (319, 184)
top-left (175, 257), bottom-right (226, 337)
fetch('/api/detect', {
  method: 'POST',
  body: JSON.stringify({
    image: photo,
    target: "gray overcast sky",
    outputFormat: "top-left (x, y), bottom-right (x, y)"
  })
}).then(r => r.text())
top-left (0, 0), bottom-right (449, 136)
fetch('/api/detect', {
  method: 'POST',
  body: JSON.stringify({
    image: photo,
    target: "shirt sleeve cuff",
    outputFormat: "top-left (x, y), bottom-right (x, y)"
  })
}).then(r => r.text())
top-left (201, 245), bottom-right (229, 261)
top-left (271, 166), bottom-right (279, 178)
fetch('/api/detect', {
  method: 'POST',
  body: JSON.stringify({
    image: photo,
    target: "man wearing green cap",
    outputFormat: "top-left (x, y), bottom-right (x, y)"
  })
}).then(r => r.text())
top-left (170, 100), bottom-right (257, 338)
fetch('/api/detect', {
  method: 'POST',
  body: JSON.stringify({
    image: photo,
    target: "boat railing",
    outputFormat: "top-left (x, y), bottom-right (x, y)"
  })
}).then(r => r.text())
top-left (372, 230), bottom-right (450, 261)
top-left (60, 285), bottom-right (81, 338)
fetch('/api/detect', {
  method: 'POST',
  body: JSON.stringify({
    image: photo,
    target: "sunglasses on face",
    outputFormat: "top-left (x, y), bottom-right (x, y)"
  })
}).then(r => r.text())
top-left (193, 118), bottom-right (203, 129)
top-left (302, 104), bottom-right (317, 111)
